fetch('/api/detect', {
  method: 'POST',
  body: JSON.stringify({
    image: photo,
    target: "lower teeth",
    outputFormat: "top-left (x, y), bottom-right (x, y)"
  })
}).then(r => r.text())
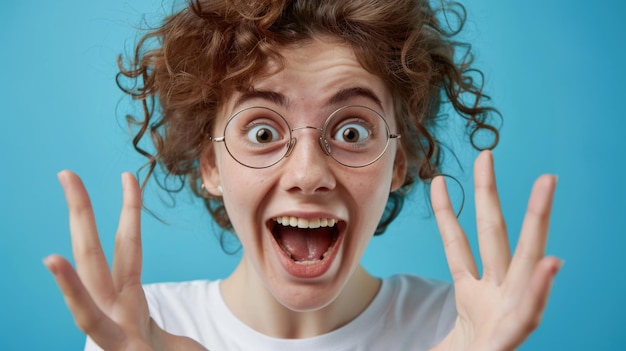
top-left (294, 259), bottom-right (321, 265)
top-left (280, 245), bottom-right (332, 264)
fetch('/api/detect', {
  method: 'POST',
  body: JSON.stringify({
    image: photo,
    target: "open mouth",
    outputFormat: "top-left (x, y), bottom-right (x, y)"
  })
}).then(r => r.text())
top-left (270, 216), bottom-right (341, 265)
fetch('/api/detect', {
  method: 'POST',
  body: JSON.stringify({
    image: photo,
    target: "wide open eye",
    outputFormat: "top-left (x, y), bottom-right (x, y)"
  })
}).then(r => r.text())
top-left (332, 122), bottom-right (370, 143)
top-left (247, 124), bottom-right (281, 144)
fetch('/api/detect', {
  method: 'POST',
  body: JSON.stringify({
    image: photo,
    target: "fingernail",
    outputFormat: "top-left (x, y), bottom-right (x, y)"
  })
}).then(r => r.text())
top-left (57, 171), bottom-right (69, 190)
top-left (122, 172), bottom-right (135, 190)
top-left (43, 256), bottom-right (57, 275)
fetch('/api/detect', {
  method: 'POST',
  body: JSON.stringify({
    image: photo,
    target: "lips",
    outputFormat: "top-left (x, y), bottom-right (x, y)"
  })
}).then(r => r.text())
top-left (269, 215), bottom-right (344, 278)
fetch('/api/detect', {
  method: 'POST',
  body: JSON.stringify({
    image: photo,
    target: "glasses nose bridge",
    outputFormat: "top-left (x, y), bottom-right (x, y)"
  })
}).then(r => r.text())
top-left (285, 125), bottom-right (331, 158)
top-left (291, 125), bottom-right (323, 134)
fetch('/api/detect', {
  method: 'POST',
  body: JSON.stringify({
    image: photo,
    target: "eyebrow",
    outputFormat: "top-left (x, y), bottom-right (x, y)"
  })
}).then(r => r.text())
top-left (327, 87), bottom-right (384, 111)
top-left (233, 86), bottom-right (384, 111)
top-left (233, 89), bottom-right (290, 110)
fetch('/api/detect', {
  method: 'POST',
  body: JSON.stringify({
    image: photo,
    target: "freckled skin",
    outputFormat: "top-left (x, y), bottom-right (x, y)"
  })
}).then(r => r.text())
top-left (201, 37), bottom-right (407, 338)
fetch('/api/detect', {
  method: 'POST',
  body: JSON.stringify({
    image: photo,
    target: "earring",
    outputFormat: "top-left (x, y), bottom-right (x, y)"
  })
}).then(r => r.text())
top-left (201, 183), bottom-right (222, 197)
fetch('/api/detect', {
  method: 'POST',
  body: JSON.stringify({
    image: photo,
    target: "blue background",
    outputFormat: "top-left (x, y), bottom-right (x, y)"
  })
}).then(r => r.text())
top-left (1, 1), bottom-right (624, 349)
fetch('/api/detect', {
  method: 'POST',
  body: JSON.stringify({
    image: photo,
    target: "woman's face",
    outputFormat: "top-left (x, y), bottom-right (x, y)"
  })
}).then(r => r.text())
top-left (202, 37), bottom-right (406, 312)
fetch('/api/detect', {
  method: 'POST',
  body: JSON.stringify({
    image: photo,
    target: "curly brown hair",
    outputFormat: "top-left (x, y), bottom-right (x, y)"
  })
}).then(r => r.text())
top-left (117, 0), bottom-right (499, 240)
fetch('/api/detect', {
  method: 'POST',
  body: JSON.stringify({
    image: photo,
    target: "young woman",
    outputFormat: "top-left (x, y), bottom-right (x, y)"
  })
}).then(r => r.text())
top-left (45, 0), bottom-right (561, 349)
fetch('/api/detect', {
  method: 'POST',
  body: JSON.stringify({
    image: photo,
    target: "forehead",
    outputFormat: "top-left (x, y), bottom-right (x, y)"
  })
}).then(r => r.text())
top-left (221, 37), bottom-right (394, 120)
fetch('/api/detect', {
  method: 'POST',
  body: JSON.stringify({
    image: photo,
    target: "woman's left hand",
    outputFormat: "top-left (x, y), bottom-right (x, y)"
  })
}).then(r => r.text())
top-left (430, 150), bottom-right (561, 351)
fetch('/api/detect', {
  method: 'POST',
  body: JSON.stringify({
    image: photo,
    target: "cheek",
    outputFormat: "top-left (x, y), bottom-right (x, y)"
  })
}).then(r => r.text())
top-left (222, 173), bottom-right (259, 212)
top-left (364, 158), bottom-right (395, 194)
top-left (219, 161), bottom-right (273, 229)
top-left (348, 161), bottom-right (395, 223)
top-left (218, 159), bottom-right (249, 213)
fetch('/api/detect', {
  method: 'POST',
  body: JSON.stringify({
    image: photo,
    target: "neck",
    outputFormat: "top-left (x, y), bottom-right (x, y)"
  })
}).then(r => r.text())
top-left (220, 259), bottom-right (381, 339)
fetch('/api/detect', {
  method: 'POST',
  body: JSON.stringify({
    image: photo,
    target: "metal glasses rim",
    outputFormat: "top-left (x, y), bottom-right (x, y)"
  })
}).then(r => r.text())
top-left (208, 105), bottom-right (401, 169)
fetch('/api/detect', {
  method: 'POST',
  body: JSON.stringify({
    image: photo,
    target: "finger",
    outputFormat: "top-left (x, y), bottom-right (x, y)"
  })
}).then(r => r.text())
top-left (431, 176), bottom-right (479, 281)
top-left (495, 256), bottom-right (562, 350)
top-left (112, 173), bottom-right (143, 292)
top-left (505, 174), bottom-right (557, 293)
top-left (44, 254), bottom-right (128, 350)
top-left (474, 151), bottom-right (511, 283)
top-left (517, 256), bottom-right (561, 328)
top-left (58, 171), bottom-right (116, 305)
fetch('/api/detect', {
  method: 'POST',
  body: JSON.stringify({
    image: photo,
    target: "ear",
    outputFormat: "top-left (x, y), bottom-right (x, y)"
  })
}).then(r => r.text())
top-left (200, 147), bottom-right (222, 196)
top-left (390, 144), bottom-right (407, 192)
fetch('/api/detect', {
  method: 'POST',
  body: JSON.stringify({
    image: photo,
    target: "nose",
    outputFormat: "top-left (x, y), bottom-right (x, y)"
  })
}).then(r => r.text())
top-left (279, 128), bottom-right (336, 195)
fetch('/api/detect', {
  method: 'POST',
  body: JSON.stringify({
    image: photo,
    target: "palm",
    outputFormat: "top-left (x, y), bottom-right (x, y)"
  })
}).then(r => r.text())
top-left (44, 172), bottom-right (206, 351)
top-left (430, 151), bottom-right (561, 351)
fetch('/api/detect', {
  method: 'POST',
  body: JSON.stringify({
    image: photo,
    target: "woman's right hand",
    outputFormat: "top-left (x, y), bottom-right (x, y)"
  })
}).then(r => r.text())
top-left (44, 171), bottom-right (206, 351)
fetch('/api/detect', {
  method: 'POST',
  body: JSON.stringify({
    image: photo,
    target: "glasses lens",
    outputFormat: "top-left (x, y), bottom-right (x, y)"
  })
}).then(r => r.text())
top-left (323, 106), bottom-right (391, 167)
top-left (223, 107), bottom-right (291, 168)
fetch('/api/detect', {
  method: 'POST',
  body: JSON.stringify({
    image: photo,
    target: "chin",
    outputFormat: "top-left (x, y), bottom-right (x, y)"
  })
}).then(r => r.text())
top-left (268, 275), bottom-right (347, 312)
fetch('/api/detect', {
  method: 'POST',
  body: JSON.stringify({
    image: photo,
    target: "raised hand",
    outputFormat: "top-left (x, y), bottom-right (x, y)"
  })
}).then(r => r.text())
top-left (44, 171), bottom-right (206, 351)
top-left (430, 151), bottom-right (561, 351)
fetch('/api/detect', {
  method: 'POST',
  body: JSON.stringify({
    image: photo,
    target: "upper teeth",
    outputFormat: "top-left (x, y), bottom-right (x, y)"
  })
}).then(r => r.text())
top-left (274, 216), bottom-right (337, 229)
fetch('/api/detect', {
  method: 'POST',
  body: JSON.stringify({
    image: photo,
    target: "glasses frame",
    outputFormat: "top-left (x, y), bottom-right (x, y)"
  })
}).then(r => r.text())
top-left (209, 105), bottom-right (401, 169)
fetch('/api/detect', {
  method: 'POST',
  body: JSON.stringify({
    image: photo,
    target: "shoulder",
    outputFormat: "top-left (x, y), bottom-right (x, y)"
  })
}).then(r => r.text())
top-left (384, 274), bottom-right (454, 306)
top-left (143, 279), bottom-right (219, 316)
top-left (142, 280), bottom-right (222, 346)
top-left (144, 280), bottom-right (217, 313)
top-left (143, 280), bottom-right (216, 301)
top-left (376, 274), bottom-right (456, 346)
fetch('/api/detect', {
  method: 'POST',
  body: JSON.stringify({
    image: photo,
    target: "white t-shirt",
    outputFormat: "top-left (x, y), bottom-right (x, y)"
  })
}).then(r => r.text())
top-left (85, 275), bottom-right (456, 350)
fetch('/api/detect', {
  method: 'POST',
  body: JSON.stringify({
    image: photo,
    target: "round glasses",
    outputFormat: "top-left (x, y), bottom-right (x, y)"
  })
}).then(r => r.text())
top-left (209, 105), bottom-right (401, 169)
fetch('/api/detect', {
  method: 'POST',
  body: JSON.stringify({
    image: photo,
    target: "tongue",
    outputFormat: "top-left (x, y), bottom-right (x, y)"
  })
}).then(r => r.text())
top-left (278, 227), bottom-right (334, 261)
